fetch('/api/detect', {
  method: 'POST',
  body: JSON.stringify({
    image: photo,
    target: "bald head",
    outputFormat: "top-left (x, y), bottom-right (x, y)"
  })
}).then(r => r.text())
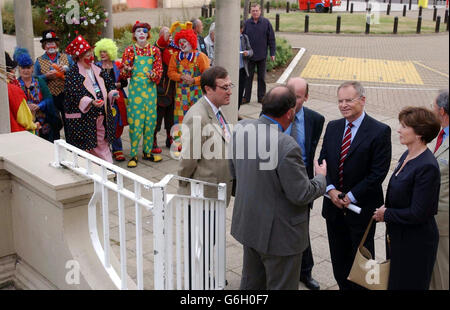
top-left (261, 86), bottom-right (296, 118)
top-left (287, 77), bottom-right (309, 113)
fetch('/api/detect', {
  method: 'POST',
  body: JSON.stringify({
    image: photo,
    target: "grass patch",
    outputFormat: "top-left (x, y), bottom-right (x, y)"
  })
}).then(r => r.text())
top-left (267, 12), bottom-right (439, 34)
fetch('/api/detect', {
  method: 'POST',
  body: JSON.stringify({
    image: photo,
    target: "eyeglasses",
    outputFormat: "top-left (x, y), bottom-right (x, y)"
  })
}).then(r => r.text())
top-left (338, 96), bottom-right (362, 104)
top-left (216, 83), bottom-right (235, 91)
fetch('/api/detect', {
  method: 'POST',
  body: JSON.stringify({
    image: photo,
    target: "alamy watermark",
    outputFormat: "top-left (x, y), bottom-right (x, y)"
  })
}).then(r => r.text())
top-left (170, 116), bottom-right (280, 171)
top-left (65, 259), bottom-right (80, 285)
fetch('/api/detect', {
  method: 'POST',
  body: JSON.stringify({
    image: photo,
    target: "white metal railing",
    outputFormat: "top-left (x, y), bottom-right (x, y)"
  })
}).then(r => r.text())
top-left (52, 140), bottom-right (226, 290)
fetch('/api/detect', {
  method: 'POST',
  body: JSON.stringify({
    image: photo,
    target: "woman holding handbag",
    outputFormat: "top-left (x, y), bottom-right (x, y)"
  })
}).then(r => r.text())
top-left (373, 106), bottom-right (441, 290)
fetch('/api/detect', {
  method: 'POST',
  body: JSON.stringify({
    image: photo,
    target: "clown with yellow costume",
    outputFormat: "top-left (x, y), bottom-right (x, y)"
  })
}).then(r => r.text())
top-left (121, 21), bottom-right (163, 168)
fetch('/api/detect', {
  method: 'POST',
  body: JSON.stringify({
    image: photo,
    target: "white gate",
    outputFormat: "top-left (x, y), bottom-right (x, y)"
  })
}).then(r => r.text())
top-left (52, 140), bottom-right (226, 290)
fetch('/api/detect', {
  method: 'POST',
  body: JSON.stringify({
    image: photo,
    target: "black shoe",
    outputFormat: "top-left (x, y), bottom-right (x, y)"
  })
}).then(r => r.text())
top-left (300, 275), bottom-right (320, 290)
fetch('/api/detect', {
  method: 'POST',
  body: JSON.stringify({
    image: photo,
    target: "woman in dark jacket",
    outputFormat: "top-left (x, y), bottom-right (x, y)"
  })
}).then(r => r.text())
top-left (63, 35), bottom-right (118, 163)
top-left (373, 106), bottom-right (441, 290)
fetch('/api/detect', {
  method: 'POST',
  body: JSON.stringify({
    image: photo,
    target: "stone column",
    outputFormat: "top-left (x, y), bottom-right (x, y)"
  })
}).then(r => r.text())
top-left (215, 0), bottom-right (240, 123)
top-left (13, 0), bottom-right (35, 60)
top-left (0, 10), bottom-right (11, 134)
top-left (243, 0), bottom-right (250, 20)
top-left (102, 0), bottom-right (114, 39)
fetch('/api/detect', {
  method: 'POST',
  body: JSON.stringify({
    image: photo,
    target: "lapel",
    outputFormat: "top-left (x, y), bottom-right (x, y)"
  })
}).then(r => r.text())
top-left (78, 62), bottom-right (107, 102)
top-left (435, 135), bottom-right (449, 158)
top-left (304, 107), bottom-right (312, 158)
top-left (203, 98), bottom-right (227, 143)
top-left (346, 114), bottom-right (370, 159)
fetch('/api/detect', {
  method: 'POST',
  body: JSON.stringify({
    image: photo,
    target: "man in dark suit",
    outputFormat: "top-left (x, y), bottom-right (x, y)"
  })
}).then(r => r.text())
top-left (319, 81), bottom-right (391, 290)
top-left (286, 77), bottom-right (325, 290)
top-left (230, 86), bottom-right (327, 289)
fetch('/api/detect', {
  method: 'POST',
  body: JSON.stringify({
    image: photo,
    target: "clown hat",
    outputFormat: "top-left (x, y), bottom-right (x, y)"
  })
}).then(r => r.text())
top-left (65, 35), bottom-right (92, 57)
top-left (40, 30), bottom-right (60, 43)
top-left (132, 21), bottom-right (151, 33)
top-left (13, 47), bottom-right (33, 67)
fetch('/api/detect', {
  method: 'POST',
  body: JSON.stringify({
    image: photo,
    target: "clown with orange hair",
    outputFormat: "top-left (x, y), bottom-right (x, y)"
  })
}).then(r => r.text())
top-left (167, 24), bottom-right (210, 126)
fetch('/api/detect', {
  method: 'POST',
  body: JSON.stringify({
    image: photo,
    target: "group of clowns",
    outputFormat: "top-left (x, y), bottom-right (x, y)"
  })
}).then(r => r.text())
top-left (6, 20), bottom-right (210, 168)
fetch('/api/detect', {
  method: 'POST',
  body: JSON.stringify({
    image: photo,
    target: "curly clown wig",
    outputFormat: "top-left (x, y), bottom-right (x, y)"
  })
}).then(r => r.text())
top-left (13, 47), bottom-right (33, 67)
top-left (174, 29), bottom-right (197, 51)
top-left (94, 38), bottom-right (118, 61)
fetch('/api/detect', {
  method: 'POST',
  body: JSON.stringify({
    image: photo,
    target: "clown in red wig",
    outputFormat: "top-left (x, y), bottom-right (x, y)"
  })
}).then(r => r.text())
top-left (168, 25), bottom-right (210, 128)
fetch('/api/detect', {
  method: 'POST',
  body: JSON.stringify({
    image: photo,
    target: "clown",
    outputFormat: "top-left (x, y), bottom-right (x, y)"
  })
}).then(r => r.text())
top-left (94, 38), bottom-right (129, 162)
top-left (64, 35), bottom-right (119, 163)
top-left (168, 27), bottom-right (210, 126)
top-left (153, 23), bottom-right (183, 151)
top-left (34, 30), bottom-right (74, 139)
top-left (14, 47), bottom-right (59, 142)
top-left (121, 21), bottom-right (163, 168)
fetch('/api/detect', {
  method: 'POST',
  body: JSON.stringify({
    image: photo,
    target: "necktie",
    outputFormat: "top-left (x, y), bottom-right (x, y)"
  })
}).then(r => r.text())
top-left (217, 111), bottom-right (230, 143)
top-left (339, 122), bottom-right (353, 189)
top-left (434, 129), bottom-right (445, 153)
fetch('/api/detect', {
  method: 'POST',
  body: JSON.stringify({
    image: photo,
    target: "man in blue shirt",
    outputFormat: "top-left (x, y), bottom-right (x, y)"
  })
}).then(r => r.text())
top-left (243, 3), bottom-right (276, 104)
top-left (285, 77), bottom-right (325, 290)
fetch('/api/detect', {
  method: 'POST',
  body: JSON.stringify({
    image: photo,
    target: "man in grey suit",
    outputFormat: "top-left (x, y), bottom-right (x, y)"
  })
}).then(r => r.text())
top-left (178, 66), bottom-right (233, 201)
top-left (229, 86), bottom-right (327, 290)
top-left (430, 89), bottom-right (449, 290)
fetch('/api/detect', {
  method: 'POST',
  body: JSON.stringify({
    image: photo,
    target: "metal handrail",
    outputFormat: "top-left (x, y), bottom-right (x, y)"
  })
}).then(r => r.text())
top-left (52, 140), bottom-right (226, 290)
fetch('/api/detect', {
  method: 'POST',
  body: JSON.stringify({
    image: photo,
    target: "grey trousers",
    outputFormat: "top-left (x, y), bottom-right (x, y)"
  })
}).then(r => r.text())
top-left (240, 245), bottom-right (303, 290)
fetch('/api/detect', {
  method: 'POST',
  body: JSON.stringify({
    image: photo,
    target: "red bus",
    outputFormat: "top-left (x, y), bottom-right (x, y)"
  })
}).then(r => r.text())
top-left (298, 0), bottom-right (341, 13)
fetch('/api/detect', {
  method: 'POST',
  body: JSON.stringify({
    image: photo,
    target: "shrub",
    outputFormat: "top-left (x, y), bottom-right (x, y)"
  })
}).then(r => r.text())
top-left (44, 0), bottom-right (110, 50)
top-left (33, 6), bottom-right (49, 37)
top-left (31, 0), bottom-right (48, 8)
top-left (2, 2), bottom-right (59, 37)
top-left (114, 24), bottom-right (133, 40)
top-left (266, 36), bottom-right (293, 71)
top-left (199, 16), bottom-right (216, 38)
top-left (1, 1), bottom-right (15, 35)
top-left (115, 28), bottom-right (160, 59)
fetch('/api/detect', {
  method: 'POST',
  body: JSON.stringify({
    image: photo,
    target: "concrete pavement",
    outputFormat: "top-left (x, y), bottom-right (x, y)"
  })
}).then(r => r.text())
top-left (100, 30), bottom-right (448, 290)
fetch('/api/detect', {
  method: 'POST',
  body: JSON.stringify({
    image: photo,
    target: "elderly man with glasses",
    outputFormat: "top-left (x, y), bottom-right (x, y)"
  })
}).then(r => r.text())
top-left (318, 81), bottom-right (392, 290)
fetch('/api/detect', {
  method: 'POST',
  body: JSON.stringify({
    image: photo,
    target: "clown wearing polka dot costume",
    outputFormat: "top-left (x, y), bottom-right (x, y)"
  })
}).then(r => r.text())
top-left (64, 35), bottom-right (119, 163)
top-left (121, 21), bottom-right (163, 168)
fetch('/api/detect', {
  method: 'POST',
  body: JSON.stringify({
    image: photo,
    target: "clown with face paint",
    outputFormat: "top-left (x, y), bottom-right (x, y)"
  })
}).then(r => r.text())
top-left (121, 21), bottom-right (163, 168)
top-left (34, 30), bottom-right (74, 139)
top-left (168, 28), bottom-right (210, 127)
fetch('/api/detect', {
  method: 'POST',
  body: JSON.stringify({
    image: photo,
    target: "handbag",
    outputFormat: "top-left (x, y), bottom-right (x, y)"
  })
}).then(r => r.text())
top-left (347, 218), bottom-right (390, 290)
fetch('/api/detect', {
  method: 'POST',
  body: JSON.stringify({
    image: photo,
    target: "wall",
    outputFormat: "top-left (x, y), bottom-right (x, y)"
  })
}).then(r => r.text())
top-left (0, 132), bottom-right (134, 289)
